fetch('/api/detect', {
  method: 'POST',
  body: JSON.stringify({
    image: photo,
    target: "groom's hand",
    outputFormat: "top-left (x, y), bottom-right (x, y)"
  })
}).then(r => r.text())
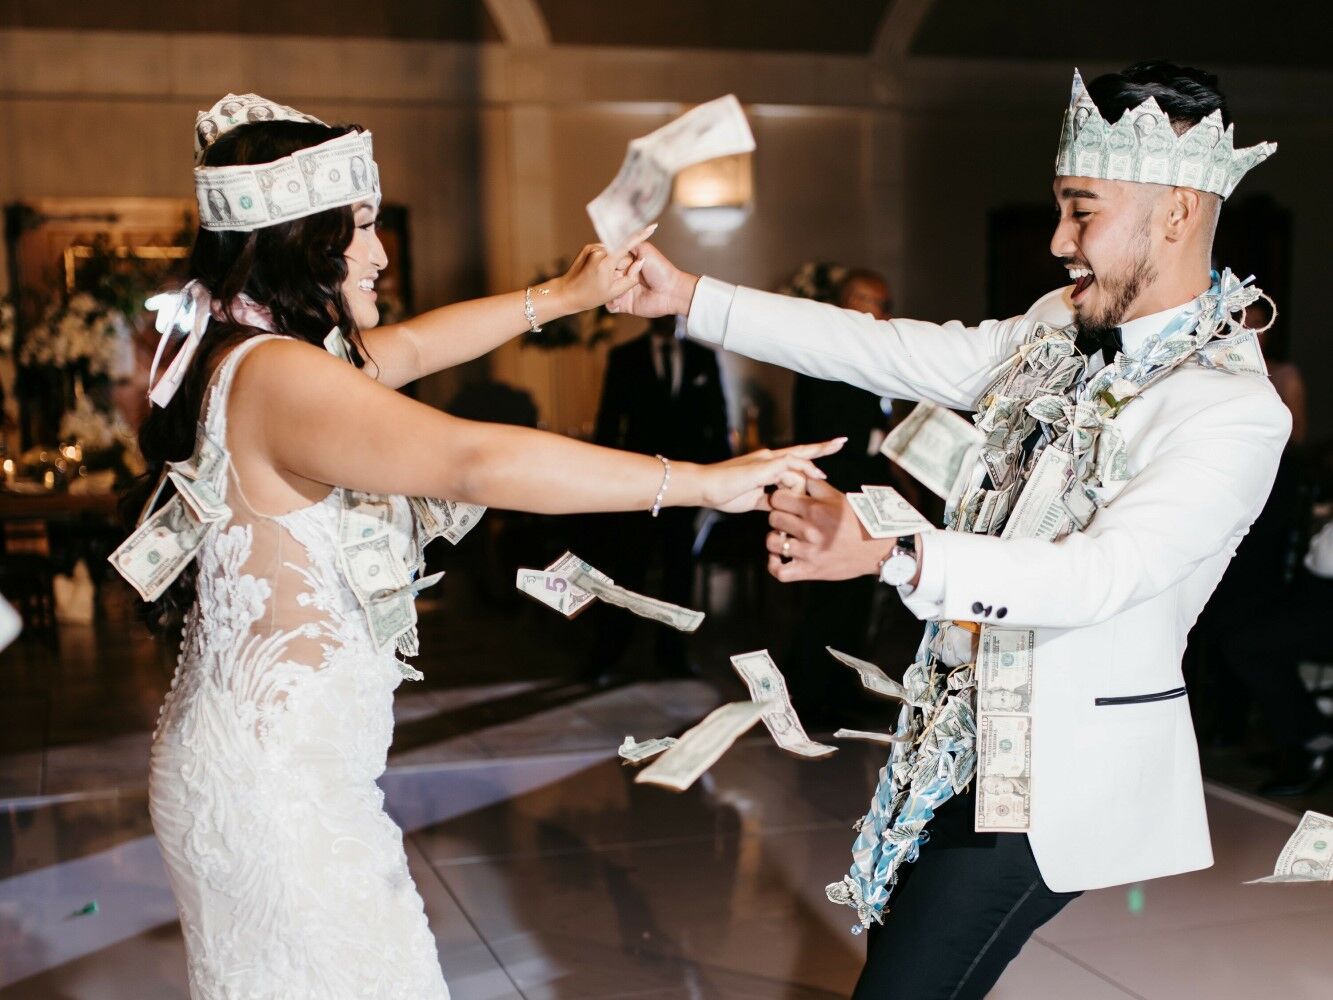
top-left (606, 243), bottom-right (699, 318)
top-left (766, 479), bottom-right (889, 582)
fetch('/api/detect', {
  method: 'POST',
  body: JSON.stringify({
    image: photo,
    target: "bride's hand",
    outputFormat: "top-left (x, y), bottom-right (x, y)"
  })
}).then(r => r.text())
top-left (695, 439), bottom-right (846, 514)
top-left (607, 242), bottom-right (698, 318)
top-left (552, 225), bottom-right (657, 315)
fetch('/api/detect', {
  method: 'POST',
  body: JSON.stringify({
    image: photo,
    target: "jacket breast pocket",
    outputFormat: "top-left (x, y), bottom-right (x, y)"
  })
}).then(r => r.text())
top-left (1094, 686), bottom-right (1187, 707)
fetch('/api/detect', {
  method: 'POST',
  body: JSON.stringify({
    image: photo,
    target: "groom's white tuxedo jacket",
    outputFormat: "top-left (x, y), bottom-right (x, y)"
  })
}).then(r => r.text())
top-left (687, 277), bottom-right (1291, 892)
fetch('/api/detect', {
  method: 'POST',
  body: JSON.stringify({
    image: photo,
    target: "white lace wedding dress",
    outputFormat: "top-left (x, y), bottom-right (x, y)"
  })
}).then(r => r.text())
top-left (148, 337), bottom-right (450, 999)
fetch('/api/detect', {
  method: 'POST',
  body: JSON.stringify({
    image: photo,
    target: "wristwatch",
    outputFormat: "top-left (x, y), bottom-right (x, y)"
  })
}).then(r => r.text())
top-left (878, 535), bottom-right (919, 587)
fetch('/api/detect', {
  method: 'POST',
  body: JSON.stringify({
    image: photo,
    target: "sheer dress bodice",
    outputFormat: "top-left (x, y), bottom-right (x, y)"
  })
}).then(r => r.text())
top-left (148, 336), bottom-right (449, 999)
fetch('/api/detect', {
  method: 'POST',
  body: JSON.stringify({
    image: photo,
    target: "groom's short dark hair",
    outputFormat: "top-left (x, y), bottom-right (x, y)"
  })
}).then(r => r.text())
top-left (1088, 61), bottom-right (1230, 135)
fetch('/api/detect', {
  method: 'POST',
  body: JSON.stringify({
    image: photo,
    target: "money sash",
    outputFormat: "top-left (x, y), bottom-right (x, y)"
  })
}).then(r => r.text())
top-left (829, 268), bottom-right (1273, 930)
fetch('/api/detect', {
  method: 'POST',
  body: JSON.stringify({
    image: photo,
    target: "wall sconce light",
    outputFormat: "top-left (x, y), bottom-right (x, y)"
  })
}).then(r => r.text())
top-left (673, 152), bottom-right (753, 245)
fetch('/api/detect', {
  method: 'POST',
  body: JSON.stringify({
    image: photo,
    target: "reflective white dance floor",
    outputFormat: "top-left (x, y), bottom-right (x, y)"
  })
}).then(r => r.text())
top-left (3, 680), bottom-right (1331, 999)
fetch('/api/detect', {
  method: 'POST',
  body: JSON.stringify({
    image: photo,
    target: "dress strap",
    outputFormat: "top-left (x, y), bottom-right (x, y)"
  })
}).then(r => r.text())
top-left (200, 333), bottom-right (286, 442)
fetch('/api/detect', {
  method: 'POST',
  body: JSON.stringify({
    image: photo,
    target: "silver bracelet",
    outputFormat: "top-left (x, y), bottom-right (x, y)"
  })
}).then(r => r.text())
top-left (650, 454), bottom-right (671, 517)
top-left (523, 286), bottom-right (547, 333)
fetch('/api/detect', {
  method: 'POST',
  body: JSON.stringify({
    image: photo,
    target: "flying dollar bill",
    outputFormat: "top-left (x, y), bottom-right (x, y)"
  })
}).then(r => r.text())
top-left (1246, 811), bottom-right (1333, 884)
top-left (881, 402), bottom-right (984, 502)
top-left (729, 650), bottom-right (836, 758)
top-left (571, 569), bottom-right (705, 633)
top-left (636, 701), bottom-right (771, 791)
top-left (977, 627), bottom-right (1035, 714)
top-left (975, 713), bottom-right (1032, 832)
top-left (833, 728), bottom-right (912, 745)
top-left (587, 94), bottom-right (756, 252)
top-left (825, 647), bottom-right (914, 703)
top-left (515, 569), bottom-right (591, 618)
top-left (619, 735), bottom-right (679, 764)
top-left (109, 495), bottom-right (209, 602)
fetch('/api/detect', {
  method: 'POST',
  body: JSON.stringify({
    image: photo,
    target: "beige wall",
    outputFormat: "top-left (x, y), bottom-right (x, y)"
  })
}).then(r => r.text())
top-left (2, 30), bottom-right (1330, 439)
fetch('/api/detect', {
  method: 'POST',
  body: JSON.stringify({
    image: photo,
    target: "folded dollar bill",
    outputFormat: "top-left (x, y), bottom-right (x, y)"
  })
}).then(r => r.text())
top-left (409, 496), bottom-right (486, 546)
top-left (619, 735), bottom-right (679, 764)
top-left (636, 701), bottom-right (770, 791)
top-left (1246, 810), bottom-right (1333, 884)
top-left (845, 485), bottom-right (935, 540)
top-left (514, 551), bottom-right (611, 618)
top-left (587, 95), bottom-right (756, 253)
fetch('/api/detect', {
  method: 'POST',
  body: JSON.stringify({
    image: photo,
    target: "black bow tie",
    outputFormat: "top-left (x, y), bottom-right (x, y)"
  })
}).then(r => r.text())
top-left (1074, 325), bottom-right (1123, 365)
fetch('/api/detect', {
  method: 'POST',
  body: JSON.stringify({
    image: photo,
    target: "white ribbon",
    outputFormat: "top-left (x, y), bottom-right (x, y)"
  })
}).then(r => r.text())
top-left (146, 281), bottom-right (212, 408)
top-left (146, 282), bottom-right (348, 407)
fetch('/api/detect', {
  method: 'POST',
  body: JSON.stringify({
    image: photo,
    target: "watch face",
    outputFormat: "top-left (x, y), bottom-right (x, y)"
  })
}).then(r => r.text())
top-left (880, 551), bottom-right (917, 586)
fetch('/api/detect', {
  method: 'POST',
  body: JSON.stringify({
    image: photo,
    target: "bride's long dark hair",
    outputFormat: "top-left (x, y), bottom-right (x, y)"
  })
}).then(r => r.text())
top-left (124, 119), bottom-right (371, 633)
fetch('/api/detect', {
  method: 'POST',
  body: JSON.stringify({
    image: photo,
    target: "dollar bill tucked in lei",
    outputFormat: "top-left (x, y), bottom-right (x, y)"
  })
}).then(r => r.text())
top-left (827, 268), bottom-right (1271, 930)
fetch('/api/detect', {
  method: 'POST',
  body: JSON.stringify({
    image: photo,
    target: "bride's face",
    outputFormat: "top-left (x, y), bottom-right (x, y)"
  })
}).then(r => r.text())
top-left (342, 201), bottom-right (388, 329)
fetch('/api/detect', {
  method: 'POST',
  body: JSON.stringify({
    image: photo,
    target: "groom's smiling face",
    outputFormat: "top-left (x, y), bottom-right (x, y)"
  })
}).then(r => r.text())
top-left (1050, 175), bottom-right (1162, 337)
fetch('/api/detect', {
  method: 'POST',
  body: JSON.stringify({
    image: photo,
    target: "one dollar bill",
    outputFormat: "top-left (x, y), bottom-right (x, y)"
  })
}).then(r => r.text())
top-left (587, 95), bottom-right (755, 253)
top-left (636, 701), bottom-right (770, 791)
top-left (571, 569), bottom-right (705, 633)
top-left (619, 736), bottom-right (679, 764)
top-left (881, 402), bottom-right (983, 502)
top-left (730, 650), bottom-right (836, 758)
top-left (1246, 810), bottom-right (1333, 884)
top-left (108, 495), bottom-right (209, 602)
top-left (974, 713), bottom-right (1032, 832)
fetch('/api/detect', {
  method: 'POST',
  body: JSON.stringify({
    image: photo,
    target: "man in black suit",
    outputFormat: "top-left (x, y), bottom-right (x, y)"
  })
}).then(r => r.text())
top-left (590, 314), bottom-right (731, 679)
top-left (788, 269), bottom-right (898, 725)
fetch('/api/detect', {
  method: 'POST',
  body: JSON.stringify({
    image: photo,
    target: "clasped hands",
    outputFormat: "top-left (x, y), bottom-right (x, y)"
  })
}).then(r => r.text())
top-left (764, 479), bottom-right (896, 583)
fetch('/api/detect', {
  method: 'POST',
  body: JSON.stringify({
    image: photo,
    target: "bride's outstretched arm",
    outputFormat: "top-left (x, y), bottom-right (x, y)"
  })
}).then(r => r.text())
top-left (359, 236), bottom-right (650, 389)
top-left (235, 338), bottom-right (841, 514)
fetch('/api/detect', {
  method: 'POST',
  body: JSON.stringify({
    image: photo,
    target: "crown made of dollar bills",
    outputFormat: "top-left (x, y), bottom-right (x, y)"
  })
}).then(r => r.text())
top-left (1054, 69), bottom-right (1276, 199)
top-left (193, 94), bottom-right (380, 232)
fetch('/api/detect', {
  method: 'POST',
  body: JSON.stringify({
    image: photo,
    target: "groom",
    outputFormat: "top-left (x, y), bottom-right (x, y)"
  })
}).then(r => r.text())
top-left (613, 62), bottom-right (1289, 998)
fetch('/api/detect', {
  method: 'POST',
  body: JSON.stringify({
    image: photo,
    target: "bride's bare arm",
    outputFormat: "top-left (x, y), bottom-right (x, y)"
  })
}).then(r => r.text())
top-left (234, 338), bottom-right (838, 514)
top-left (358, 240), bottom-right (647, 389)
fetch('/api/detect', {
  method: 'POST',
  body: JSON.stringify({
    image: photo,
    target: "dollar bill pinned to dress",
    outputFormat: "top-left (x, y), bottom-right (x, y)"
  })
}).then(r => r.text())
top-left (110, 338), bottom-right (484, 677)
top-left (1245, 811), bottom-right (1333, 884)
top-left (829, 268), bottom-right (1279, 930)
top-left (587, 94), bottom-right (755, 253)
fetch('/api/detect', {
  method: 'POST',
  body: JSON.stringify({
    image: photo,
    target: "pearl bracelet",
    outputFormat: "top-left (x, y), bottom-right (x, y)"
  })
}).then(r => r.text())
top-left (650, 455), bottom-right (671, 517)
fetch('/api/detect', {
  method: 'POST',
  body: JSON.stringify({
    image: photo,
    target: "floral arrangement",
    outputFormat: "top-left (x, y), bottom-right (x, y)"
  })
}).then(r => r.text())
top-left (776, 261), bottom-right (848, 304)
top-left (0, 296), bottom-right (14, 357)
top-left (18, 291), bottom-right (134, 378)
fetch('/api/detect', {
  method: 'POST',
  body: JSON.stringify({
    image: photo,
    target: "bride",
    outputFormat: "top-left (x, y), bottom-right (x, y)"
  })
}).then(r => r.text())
top-left (120, 95), bottom-right (838, 999)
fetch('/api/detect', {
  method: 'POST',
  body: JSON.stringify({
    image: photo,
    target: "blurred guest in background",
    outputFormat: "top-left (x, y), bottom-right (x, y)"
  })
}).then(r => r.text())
top-left (788, 269), bottom-right (898, 725)
top-left (1190, 298), bottom-right (1312, 756)
top-left (1215, 440), bottom-right (1333, 795)
top-left (589, 314), bottom-right (731, 681)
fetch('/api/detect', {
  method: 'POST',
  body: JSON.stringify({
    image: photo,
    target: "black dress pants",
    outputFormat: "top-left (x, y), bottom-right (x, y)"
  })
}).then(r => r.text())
top-left (852, 790), bottom-right (1080, 1000)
